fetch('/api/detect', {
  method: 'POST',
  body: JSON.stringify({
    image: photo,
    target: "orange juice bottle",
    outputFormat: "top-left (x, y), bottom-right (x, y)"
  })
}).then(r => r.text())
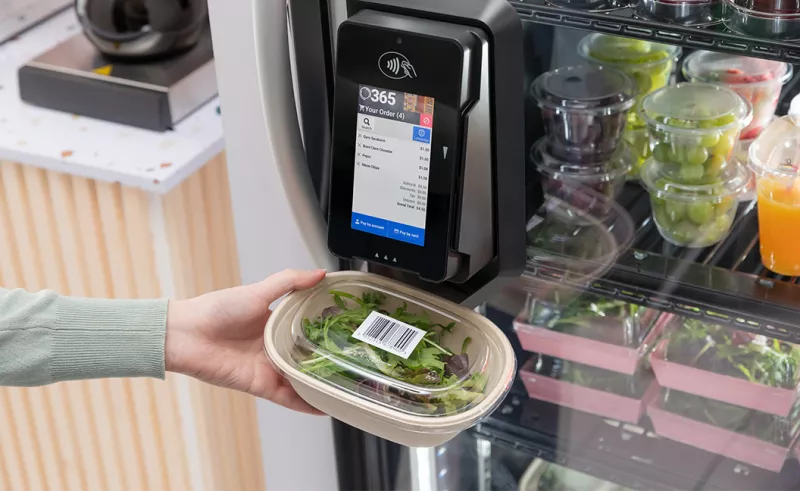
top-left (749, 98), bottom-right (800, 276)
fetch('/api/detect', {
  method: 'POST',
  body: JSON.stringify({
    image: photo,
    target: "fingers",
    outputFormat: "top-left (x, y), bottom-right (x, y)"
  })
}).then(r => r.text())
top-left (252, 269), bottom-right (326, 304)
top-left (270, 384), bottom-right (326, 416)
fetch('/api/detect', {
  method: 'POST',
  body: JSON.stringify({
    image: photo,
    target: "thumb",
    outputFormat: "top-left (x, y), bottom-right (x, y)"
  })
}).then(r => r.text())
top-left (251, 269), bottom-right (326, 304)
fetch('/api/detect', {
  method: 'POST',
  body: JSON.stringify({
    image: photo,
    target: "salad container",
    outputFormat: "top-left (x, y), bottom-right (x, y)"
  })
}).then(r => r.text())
top-left (648, 387), bottom-right (800, 472)
top-left (724, 0), bottom-right (800, 38)
top-left (526, 183), bottom-right (636, 289)
top-left (578, 34), bottom-right (681, 129)
top-left (513, 284), bottom-right (665, 374)
top-left (532, 65), bottom-right (637, 160)
top-left (264, 271), bottom-right (516, 447)
top-left (641, 157), bottom-right (751, 248)
top-left (519, 459), bottom-right (634, 491)
top-left (682, 51), bottom-right (792, 141)
top-left (519, 354), bottom-right (659, 424)
top-left (641, 82), bottom-right (753, 184)
top-left (636, 0), bottom-right (723, 25)
top-left (748, 103), bottom-right (800, 276)
top-left (650, 314), bottom-right (800, 417)
top-left (531, 138), bottom-right (632, 203)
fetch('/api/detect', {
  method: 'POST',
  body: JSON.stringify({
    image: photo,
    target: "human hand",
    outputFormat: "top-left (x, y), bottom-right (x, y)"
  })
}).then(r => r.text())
top-left (165, 269), bottom-right (326, 415)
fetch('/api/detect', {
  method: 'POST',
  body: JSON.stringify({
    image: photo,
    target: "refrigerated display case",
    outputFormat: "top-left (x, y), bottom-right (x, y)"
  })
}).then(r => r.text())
top-left (208, 0), bottom-right (800, 489)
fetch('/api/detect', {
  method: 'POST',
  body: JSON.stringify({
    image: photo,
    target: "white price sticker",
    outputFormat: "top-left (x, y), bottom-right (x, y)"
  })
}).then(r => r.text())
top-left (352, 311), bottom-right (426, 359)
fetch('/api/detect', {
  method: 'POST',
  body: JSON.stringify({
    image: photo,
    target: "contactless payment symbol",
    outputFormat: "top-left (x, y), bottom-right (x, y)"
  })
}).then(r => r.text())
top-left (378, 51), bottom-right (417, 80)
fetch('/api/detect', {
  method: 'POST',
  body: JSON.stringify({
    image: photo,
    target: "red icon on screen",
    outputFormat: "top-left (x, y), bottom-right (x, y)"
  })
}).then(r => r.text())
top-left (420, 113), bottom-right (433, 128)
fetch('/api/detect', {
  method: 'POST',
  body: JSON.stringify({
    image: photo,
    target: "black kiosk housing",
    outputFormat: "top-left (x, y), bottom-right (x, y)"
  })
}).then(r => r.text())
top-left (327, 0), bottom-right (527, 306)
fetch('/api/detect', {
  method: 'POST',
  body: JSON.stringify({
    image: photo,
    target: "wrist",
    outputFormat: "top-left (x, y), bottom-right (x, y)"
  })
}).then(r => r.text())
top-left (165, 299), bottom-right (192, 374)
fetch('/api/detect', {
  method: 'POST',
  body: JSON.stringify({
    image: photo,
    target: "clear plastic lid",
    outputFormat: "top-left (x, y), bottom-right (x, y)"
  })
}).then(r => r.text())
top-left (578, 33), bottom-right (682, 67)
top-left (641, 157), bottom-right (752, 203)
top-left (683, 51), bottom-right (792, 87)
top-left (748, 108), bottom-right (800, 179)
top-left (526, 182), bottom-right (635, 284)
top-left (532, 138), bottom-right (632, 182)
top-left (531, 65), bottom-right (637, 114)
top-left (640, 82), bottom-right (753, 134)
top-left (284, 275), bottom-right (500, 417)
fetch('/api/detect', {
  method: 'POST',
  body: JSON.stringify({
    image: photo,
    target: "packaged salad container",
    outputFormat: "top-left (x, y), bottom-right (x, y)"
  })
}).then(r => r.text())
top-left (647, 386), bottom-right (800, 472)
top-left (519, 354), bottom-right (659, 423)
top-left (641, 83), bottom-right (753, 184)
top-left (513, 283), bottom-right (665, 374)
top-left (641, 157), bottom-right (751, 247)
top-left (264, 271), bottom-right (516, 447)
top-left (532, 65), bottom-right (636, 161)
top-left (519, 459), bottom-right (634, 491)
top-left (531, 138), bottom-right (632, 203)
top-left (683, 51), bottom-right (792, 141)
top-left (650, 314), bottom-right (800, 417)
top-left (724, 0), bottom-right (800, 39)
top-left (636, 0), bottom-right (724, 25)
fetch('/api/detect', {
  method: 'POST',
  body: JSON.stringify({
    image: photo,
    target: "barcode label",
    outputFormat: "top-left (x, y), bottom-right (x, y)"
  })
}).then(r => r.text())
top-left (352, 311), bottom-right (426, 359)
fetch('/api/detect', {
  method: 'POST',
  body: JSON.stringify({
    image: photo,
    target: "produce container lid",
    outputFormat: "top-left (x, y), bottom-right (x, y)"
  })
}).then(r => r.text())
top-left (641, 83), bottom-right (753, 134)
top-left (526, 183), bottom-right (635, 285)
top-left (579, 33), bottom-right (682, 68)
top-left (531, 138), bottom-right (632, 182)
top-left (267, 272), bottom-right (515, 421)
top-left (531, 65), bottom-right (637, 114)
top-left (641, 157), bottom-right (753, 203)
top-left (748, 113), bottom-right (800, 179)
top-left (683, 51), bottom-right (792, 87)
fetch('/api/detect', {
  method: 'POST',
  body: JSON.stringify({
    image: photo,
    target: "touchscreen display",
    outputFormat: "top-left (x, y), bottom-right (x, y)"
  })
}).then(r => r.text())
top-left (350, 84), bottom-right (435, 246)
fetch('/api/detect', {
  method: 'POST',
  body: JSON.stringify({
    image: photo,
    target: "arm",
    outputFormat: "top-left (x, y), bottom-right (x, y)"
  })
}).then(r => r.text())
top-left (0, 288), bottom-right (166, 386)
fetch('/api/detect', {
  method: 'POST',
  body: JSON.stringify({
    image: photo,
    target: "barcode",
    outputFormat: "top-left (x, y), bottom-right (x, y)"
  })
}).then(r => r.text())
top-left (352, 311), bottom-right (426, 359)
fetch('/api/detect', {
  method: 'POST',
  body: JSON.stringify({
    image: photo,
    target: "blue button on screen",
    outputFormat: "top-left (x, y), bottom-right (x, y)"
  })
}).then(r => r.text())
top-left (352, 212), bottom-right (425, 246)
top-left (412, 126), bottom-right (431, 144)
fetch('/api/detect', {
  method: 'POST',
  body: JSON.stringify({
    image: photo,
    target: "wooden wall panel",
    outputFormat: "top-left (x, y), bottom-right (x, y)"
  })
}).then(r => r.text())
top-left (0, 153), bottom-right (264, 491)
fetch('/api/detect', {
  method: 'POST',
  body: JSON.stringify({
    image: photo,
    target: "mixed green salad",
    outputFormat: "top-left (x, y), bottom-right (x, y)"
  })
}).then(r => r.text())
top-left (661, 388), bottom-right (800, 447)
top-left (665, 318), bottom-right (800, 389)
top-left (298, 290), bottom-right (487, 415)
top-left (525, 291), bottom-right (653, 347)
top-left (530, 353), bottom-right (653, 399)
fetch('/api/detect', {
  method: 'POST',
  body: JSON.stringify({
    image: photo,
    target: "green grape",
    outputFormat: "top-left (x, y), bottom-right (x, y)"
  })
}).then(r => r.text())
top-left (714, 113), bottom-right (737, 126)
top-left (665, 199), bottom-right (686, 223)
top-left (668, 146), bottom-right (684, 165)
top-left (672, 222), bottom-right (701, 244)
top-left (679, 165), bottom-right (705, 182)
top-left (685, 146), bottom-right (708, 166)
top-left (715, 196), bottom-right (734, 213)
top-left (701, 132), bottom-right (720, 147)
top-left (686, 201), bottom-right (715, 226)
top-left (712, 133), bottom-right (735, 158)
top-left (653, 143), bottom-right (670, 162)
top-left (704, 154), bottom-right (726, 178)
top-left (653, 204), bottom-right (672, 230)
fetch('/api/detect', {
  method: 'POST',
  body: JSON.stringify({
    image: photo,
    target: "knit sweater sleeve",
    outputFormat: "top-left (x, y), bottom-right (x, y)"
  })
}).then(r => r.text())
top-left (0, 288), bottom-right (167, 386)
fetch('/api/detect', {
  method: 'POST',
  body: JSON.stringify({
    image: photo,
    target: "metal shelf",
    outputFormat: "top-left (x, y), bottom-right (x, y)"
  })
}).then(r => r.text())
top-left (473, 306), bottom-right (800, 491)
top-left (509, 0), bottom-right (800, 62)
top-left (521, 183), bottom-right (800, 341)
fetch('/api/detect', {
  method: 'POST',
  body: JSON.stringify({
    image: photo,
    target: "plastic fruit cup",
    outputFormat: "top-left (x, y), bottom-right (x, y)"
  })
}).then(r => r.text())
top-left (636, 0), bottom-right (724, 25)
top-left (641, 157), bottom-right (751, 247)
top-left (683, 51), bottom-right (792, 142)
top-left (531, 138), bottom-right (632, 207)
top-left (640, 83), bottom-right (752, 184)
top-left (264, 271), bottom-right (516, 448)
top-left (724, 0), bottom-right (800, 39)
top-left (623, 125), bottom-right (651, 179)
top-left (532, 65), bottom-right (637, 160)
top-left (749, 130), bottom-right (800, 276)
top-left (578, 34), bottom-right (682, 128)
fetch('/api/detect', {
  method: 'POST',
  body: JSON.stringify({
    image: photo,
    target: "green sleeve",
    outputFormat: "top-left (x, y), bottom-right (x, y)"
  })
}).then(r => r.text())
top-left (0, 288), bottom-right (167, 386)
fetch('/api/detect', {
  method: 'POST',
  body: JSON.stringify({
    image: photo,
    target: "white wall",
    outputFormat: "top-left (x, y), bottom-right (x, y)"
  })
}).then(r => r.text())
top-left (206, 0), bottom-right (339, 489)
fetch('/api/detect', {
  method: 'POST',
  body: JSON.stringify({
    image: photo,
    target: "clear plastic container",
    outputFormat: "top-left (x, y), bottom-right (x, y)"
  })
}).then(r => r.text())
top-left (513, 283), bottom-right (664, 374)
top-left (520, 459), bottom-right (635, 491)
top-left (578, 34), bottom-right (681, 128)
top-left (636, 0), bottom-right (724, 25)
top-left (683, 51), bottom-right (792, 141)
top-left (526, 182), bottom-right (636, 287)
top-left (641, 157), bottom-right (751, 247)
top-left (264, 271), bottom-right (516, 447)
top-left (724, 0), bottom-right (800, 39)
top-left (532, 65), bottom-right (636, 160)
top-left (531, 138), bottom-right (631, 203)
top-left (546, 0), bottom-right (631, 10)
top-left (640, 82), bottom-right (753, 184)
top-left (748, 100), bottom-right (800, 276)
top-left (651, 314), bottom-right (800, 416)
top-left (648, 387), bottom-right (800, 471)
